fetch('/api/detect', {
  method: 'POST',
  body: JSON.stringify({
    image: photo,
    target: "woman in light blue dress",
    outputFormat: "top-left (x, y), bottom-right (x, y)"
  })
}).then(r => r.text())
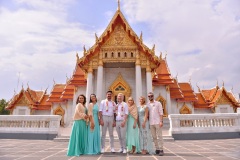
top-left (126, 97), bottom-right (140, 154)
top-left (138, 96), bottom-right (154, 155)
top-left (87, 94), bottom-right (101, 154)
top-left (67, 94), bottom-right (88, 156)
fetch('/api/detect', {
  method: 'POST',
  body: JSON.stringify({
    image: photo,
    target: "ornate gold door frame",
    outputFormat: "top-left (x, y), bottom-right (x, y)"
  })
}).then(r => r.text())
top-left (156, 95), bottom-right (168, 117)
top-left (109, 73), bottom-right (131, 103)
top-left (54, 105), bottom-right (65, 126)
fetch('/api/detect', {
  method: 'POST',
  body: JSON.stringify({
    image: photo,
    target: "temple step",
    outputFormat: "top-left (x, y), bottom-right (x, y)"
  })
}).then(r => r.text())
top-left (53, 135), bottom-right (174, 142)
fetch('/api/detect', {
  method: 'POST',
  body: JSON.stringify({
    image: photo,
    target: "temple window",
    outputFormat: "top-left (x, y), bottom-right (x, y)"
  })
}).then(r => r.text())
top-left (124, 52), bottom-right (127, 57)
top-left (118, 52), bottom-right (120, 57)
top-left (112, 52), bottom-right (114, 58)
top-left (105, 52), bottom-right (107, 58)
top-left (115, 85), bottom-right (125, 91)
top-left (131, 52), bottom-right (133, 57)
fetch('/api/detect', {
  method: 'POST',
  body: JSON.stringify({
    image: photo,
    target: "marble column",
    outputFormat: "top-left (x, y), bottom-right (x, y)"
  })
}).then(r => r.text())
top-left (166, 85), bottom-right (171, 115)
top-left (135, 52), bottom-right (142, 106)
top-left (86, 67), bottom-right (93, 106)
top-left (97, 53), bottom-right (103, 101)
top-left (97, 65), bottom-right (103, 101)
top-left (146, 60), bottom-right (152, 94)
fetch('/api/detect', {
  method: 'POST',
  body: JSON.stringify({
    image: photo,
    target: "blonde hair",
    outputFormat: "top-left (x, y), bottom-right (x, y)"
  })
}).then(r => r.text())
top-left (127, 97), bottom-right (135, 105)
top-left (139, 96), bottom-right (146, 105)
top-left (117, 93), bottom-right (124, 97)
top-left (117, 93), bottom-right (124, 101)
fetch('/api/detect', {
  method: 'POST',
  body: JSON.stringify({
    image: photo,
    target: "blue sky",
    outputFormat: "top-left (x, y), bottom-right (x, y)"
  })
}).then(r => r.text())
top-left (0, 0), bottom-right (240, 100)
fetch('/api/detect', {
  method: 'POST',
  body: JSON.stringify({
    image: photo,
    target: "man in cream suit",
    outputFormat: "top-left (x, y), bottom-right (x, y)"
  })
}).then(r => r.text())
top-left (99, 91), bottom-right (116, 153)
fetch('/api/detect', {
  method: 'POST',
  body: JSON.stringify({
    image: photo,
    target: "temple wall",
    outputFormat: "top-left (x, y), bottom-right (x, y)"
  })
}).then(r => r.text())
top-left (103, 67), bottom-right (136, 100)
top-left (215, 104), bottom-right (234, 113)
top-left (170, 100), bottom-right (179, 114)
top-left (12, 106), bottom-right (30, 115)
top-left (194, 108), bottom-right (212, 114)
top-left (34, 110), bottom-right (51, 115)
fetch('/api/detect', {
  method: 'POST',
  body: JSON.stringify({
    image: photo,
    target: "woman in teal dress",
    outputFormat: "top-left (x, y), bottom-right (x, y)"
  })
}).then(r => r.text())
top-left (87, 94), bottom-right (101, 154)
top-left (138, 96), bottom-right (154, 154)
top-left (67, 94), bottom-right (88, 156)
top-left (126, 97), bottom-right (140, 154)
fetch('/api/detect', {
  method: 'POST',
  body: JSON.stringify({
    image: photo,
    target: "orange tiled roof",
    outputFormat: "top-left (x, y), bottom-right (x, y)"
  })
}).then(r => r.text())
top-left (47, 84), bottom-right (66, 102)
top-left (69, 64), bottom-right (87, 86)
top-left (169, 79), bottom-right (184, 99)
top-left (194, 93), bottom-right (210, 108)
top-left (227, 91), bottom-right (239, 104)
top-left (194, 86), bottom-right (240, 109)
top-left (201, 87), bottom-right (218, 102)
top-left (177, 83), bottom-right (197, 102)
top-left (6, 87), bottom-right (51, 110)
top-left (153, 59), bottom-right (174, 86)
top-left (78, 9), bottom-right (160, 69)
top-left (60, 84), bottom-right (75, 100)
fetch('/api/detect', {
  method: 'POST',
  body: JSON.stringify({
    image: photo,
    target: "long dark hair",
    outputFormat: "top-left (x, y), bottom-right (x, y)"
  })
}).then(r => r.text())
top-left (89, 94), bottom-right (97, 103)
top-left (76, 94), bottom-right (86, 105)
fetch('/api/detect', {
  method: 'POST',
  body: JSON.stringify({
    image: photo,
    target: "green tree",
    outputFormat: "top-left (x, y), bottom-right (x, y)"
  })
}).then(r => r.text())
top-left (0, 99), bottom-right (10, 115)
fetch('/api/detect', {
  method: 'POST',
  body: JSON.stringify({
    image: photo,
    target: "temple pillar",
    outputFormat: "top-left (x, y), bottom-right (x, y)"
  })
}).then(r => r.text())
top-left (146, 60), bottom-right (152, 93)
top-left (96, 66), bottom-right (103, 100)
top-left (166, 85), bottom-right (171, 115)
top-left (135, 52), bottom-right (142, 106)
top-left (96, 54), bottom-right (103, 100)
top-left (86, 66), bottom-right (93, 106)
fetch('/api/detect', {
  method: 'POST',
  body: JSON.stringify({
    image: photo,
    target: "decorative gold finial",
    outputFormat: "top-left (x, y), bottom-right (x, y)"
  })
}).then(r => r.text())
top-left (222, 80), bottom-right (224, 87)
top-left (45, 86), bottom-right (48, 93)
top-left (152, 44), bottom-right (155, 53)
top-left (95, 33), bottom-right (99, 43)
top-left (66, 74), bottom-right (69, 83)
top-left (165, 51), bottom-right (168, 59)
top-left (189, 76), bottom-right (191, 83)
top-left (27, 82), bottom-right (29, 89)
top-left (76, 52), bottom-right (79, 61)
top-left (22, 83), bottom-right (24, 90)
top-left (159, 52), bottom-right (162, 60)
top-left (231, 86), bottom-right (233, 92)
top-left (176, 73), bottom-right (178, 80)
top-left (83, 45), bottom-right (87, 55)
top-left (140, 31), bottom-right (143, 42)
top-left (216, 79), bottom-right (218, 86)
top-left (117, 0), bottom-right (120, 10)
top-left (196, 83), bottom-right (200, 92)
top-left (53, 79), bottom-right (56, 85)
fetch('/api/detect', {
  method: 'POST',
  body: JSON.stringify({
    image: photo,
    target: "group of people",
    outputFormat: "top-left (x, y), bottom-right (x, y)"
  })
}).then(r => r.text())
top-left (67, 91), bottom-right (164, 156)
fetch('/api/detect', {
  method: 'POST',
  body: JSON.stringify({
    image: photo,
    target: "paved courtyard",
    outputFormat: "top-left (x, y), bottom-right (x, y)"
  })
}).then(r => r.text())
top-left (0, 138), bottom-right (239, 160)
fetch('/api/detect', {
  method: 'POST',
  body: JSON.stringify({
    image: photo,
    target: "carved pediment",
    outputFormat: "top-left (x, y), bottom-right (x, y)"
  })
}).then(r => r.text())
top-left (217, 94), bottom-right (231, 105)
top-left (16, 95), bottom-right (29, 106)
top-left (103, 25), bottom-right (136, 48)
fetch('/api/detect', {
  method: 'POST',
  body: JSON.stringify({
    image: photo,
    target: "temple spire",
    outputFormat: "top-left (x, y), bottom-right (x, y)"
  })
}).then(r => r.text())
top-left (117, 0), bottom-right (120, 11)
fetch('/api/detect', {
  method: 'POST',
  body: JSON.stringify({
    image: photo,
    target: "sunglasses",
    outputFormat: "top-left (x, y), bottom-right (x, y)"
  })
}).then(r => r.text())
top-left (148, 95), bottom-right (154, 98)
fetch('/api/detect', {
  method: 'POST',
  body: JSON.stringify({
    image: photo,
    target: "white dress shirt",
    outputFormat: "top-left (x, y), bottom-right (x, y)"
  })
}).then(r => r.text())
top-left (99, 99), bottom-right (116, 116)
top-left (116, 102), bottom-right (128, 121)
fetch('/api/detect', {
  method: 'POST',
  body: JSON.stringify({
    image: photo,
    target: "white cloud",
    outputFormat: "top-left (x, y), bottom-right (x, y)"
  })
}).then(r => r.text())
top-left (122, 0), bottom-right (240, 96)
top-left (0, 0), bottom-right (93, 99)
top-left (0, 0), bottom-right (239, 101)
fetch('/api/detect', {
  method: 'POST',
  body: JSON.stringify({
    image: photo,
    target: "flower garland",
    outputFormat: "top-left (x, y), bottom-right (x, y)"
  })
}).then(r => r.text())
top-left (105, 99), bottom-right (115, 112)
top-left (116, 102), bottom-right (124, 117)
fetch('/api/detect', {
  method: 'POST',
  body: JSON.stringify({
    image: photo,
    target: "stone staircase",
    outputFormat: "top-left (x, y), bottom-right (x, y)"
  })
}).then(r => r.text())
top-left (54, 117), bottom-right (174, 142)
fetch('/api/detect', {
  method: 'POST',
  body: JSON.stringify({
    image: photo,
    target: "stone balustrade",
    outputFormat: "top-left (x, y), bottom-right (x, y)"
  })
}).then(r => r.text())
top-left (169, 113), bottom-right (240, 140)
top-left (0, 115), bottom-right (61, 140)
